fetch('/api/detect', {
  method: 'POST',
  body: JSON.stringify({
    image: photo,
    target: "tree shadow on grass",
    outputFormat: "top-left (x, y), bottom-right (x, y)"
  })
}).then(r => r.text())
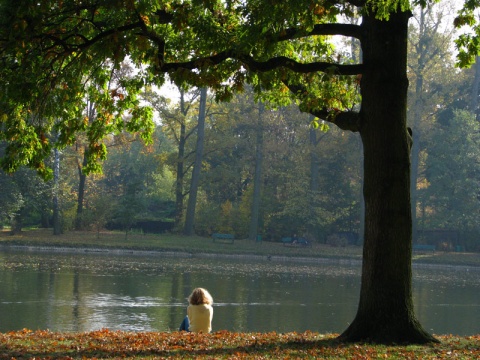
top-left (157, 337), bottom-right (342, 359)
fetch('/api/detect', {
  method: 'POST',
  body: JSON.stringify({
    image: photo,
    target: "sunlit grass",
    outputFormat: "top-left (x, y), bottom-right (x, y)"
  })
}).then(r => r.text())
top-left (0, 329), bottom-right (478, 359)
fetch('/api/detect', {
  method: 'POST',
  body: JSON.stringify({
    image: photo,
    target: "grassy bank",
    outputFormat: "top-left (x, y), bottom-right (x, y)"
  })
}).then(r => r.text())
top-left (1, 228), bottom-right (480, 267)
top-left (1, 329), bottom-right (479, 359)
top-left (0, 228), bottom-right (362, 260)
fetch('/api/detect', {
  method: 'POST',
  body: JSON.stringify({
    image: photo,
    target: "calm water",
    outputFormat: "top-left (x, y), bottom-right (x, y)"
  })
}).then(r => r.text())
top-left (0, 249), bottom-right (479, 335)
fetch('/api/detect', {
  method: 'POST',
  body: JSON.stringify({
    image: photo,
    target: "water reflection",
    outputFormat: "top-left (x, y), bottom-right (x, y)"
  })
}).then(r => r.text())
top-left (0, 250), bottom-right (478, 335)
top-left (413, 265), bottom-right (480, 335)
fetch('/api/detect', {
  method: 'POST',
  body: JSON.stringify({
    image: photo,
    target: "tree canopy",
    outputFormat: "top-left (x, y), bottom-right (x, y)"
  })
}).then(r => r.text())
top-left (0, 0), bottom-right (365, 176)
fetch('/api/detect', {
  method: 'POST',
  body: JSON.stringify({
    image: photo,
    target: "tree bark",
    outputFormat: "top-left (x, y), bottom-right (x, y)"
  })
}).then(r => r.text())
top-left (184, 88), bottom-right (207, 235)
top-left (338, 10), bottom-right (437, 344)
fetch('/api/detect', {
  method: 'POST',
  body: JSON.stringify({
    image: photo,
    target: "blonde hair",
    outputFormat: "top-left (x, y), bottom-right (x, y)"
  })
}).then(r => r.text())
top-left (188, 288), bottom-right (213, 305)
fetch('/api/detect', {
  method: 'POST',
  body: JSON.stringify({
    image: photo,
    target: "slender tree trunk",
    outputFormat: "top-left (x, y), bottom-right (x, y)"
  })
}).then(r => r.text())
top-left (309, 128), bottom-right (320, 193)
top-left (339, 10), bottom-right (437, 344)
top-left (75, 152), bottom-right (87, 230)
top-left (75, 102), bottom-right (95, 230)
top-left (470, 56), bottom-right (480, 118)
top-left (53, 144), bottom-right (62, 235)
top-left (410, 9), bottom-right (427, 244)
top-left (174, 91), bottom-right (187, 229)
top-left (184, 88), bottom-right (207, 235)
top-left (248, 103), bottom-right (264, 241)
top-left (308, 124), bottom-right (321, 241)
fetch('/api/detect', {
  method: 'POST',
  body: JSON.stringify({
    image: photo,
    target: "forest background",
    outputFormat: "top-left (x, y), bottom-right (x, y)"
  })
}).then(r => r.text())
top-left (0, 2), bottom-right (479, 252)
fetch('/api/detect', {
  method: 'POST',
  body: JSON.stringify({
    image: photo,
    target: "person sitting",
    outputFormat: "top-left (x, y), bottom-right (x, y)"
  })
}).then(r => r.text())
top-left (179, 287), bottom-right (213, 333)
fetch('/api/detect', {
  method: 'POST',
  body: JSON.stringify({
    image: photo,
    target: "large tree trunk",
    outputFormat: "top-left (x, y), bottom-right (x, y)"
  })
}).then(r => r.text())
top-left (184, 88), bottom-right (207, 235)
top-left (339, 10), bottom-right (437, 344)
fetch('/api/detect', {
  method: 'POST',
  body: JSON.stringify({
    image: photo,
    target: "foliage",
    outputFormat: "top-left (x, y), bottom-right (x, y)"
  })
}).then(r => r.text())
top-left (0, 0), bottom-right (364, 177)
top-left (0, 4), bottom-right (154, 177)
top-left (194, 88), bottom-right (362, 240)
top-left (455, 0), bottom-right (480, 67)
top-left (0, 166), bottom-right (52, 230)
top-left (0, 170), bottom-right (24, 225)
top-left (406, 2), bottom-right (473, 241)
top-left (0, 329), bottom-right (479, 359)
top-left (420, 110), bottom-right (480, 230)
top-left (3, 75), bottom-right (477, 244)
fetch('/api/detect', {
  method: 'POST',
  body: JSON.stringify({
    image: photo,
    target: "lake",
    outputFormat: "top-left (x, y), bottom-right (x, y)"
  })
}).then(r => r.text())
top-left (0, 248), bottom-right (479, 335)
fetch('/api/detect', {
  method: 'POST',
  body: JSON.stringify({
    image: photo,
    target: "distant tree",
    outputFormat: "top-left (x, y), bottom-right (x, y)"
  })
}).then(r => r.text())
top-left (469, 56), bottom-right (480, 117)
top-left (90, 193), bottom-right (115, 239)
top-left (73, 102), bottom-right (93, 231)
top-left (421, 110), bottom-right (480, 233)
top-left (0, 172), bottom-right (21, 228)
top-left (184, 87), bottom-right (207, 236)
top-left (145, 87), bottom-right (203, 230)
top-left (52, 134), bottom-right (61, 235)
top-left (115, 181), bottom-right (146, 239)
top-left (100, 133), bottom-right (163, 230)
top-left (0, 167), bottom-right (51, 233)
top-left (407, 1), bottom-right (460, 242)
top-left (192, 90), bottom-right (257, 237)
top-left (248, 102), bottom-right (264, 241)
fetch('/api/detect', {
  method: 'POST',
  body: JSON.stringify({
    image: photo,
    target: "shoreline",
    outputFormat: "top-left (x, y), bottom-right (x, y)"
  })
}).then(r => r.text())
top-left (0, 243), bottom-right (362, 265)
top-left (2, 243), bottom-right (479, 270)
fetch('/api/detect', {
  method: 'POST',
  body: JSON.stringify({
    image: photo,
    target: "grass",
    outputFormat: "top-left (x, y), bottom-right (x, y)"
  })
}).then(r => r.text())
top-left (0, 228), bottom-right (362, 260)
top-left (1, 228), bottom-right (480, 267)
top-left (1, 329), bottom-right (479, 359)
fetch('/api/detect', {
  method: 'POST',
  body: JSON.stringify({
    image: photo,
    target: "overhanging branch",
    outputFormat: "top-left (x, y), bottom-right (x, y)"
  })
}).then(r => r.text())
top-left (239, 55), bottom-right (363, 75)
top-left (282, 81), bottom-right (362, 132)
top-left (160, 51), bottom-right (363, 76)
top-left (312, 108), bottom-right (361, 132)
